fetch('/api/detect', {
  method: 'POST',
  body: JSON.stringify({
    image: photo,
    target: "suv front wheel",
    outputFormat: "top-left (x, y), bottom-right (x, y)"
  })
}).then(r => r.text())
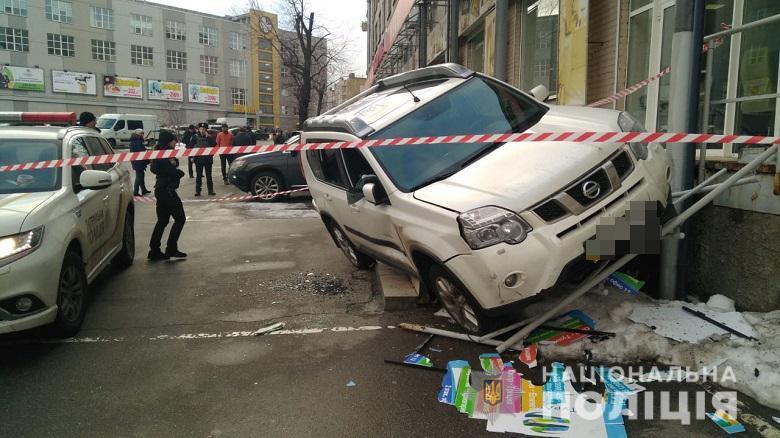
top-left (327, 222), bottom-right (375, 269)
top-left (428, 265), bottom-right (489, 335)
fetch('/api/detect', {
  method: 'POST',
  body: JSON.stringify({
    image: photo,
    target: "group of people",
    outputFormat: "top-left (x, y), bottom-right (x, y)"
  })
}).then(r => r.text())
top-left (179, 123), bottom-right (256, 195)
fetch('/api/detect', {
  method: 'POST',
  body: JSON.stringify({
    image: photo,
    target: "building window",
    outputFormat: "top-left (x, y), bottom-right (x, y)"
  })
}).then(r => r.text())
top-left (0, 27), bottom-right (28, 52)
top-left (521, 0), bottom-right (558, 93)
top-left (130, 13), bottom-right (152, 36)
top-left (260, 62), bottom-right (273, 73)
top-left (259, 94), bottom-right (273, 104)
top-left (259, 51), bottom-right (273, 61)
top-left (200, 55), bottom-right (218, 74)
top-left (89, 6), bottom-right (114, 29)
top-left (165, 20), bottom-right (186, 40)
top-left (166, 50), bottom-right (187, 70)
top-left (91, 39), bottom-right (116, 62)
top-left (258, 38), bottom-right (272, 50)
top-left (47, 33), bottom-right (74, 57)
top-left (229, 32), bottom-right (246, 50)
top-left (45, 0), bottom-right (71, 22)
top-left (259, 73), bottom-right (272, 84)
top-left (231, 88), bottom-right (246, 106)
top-left (131, 44), bottom-right (153, 66)
top-left (230, 59), bottom-right (246, 77)
top-left (3, 0), bottom-right (27, 16)
top-left (199, 26), bottom-right (217, 46)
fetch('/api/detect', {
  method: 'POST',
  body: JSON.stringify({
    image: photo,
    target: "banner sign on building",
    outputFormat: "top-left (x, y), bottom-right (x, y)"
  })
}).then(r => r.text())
top-left (148, 80), bottom-right (184, 102)
top-left (558, 0), bottom-right (589, 105)
top-left (52, 70), bottom-right (97, 95)
top-left (103, 76), bottom-right (143, 99)
top-left (367, 0), bottom-right (416, 85)
top-left (0, 65), bottom-right (44, 91)
top-left (188, 84), bottom-right (220, 105)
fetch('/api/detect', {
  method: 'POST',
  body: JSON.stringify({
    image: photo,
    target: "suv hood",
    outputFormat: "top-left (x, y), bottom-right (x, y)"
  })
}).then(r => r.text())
top-left (413, 106), bottom-right (622, 213)
top-left (0, 192), bottom-right (54, 236)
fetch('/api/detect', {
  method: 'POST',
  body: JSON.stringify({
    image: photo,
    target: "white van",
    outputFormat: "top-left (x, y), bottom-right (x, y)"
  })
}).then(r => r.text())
top-left (96, 114), bottom-right (159, 148)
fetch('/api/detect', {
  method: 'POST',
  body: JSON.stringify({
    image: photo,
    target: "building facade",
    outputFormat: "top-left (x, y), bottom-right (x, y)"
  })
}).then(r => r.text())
top-left (366, 0), bottom-right (780, 310)
top-left (0, 0), bottom-right (283, 128)
top-left (324, 73), bottom-right (366, 111)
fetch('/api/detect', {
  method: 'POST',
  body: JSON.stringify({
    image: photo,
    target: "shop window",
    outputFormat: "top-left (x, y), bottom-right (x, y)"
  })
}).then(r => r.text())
top-left (656, 6), bottom-right (675, 132)
top-left (625, 9), bottom-right (651, 125)
top-left (466, 30), bottom-right (485, 74)
top-left (521, 0), bottom-right (558, 93)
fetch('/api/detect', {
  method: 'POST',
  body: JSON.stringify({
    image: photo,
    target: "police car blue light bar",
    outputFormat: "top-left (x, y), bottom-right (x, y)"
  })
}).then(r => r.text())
top-left (0, 112), bottom-right (76, 125)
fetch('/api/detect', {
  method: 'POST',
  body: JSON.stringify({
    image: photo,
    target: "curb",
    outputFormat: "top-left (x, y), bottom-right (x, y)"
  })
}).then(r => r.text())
top-left (374, 262), bottom-right (420, 311)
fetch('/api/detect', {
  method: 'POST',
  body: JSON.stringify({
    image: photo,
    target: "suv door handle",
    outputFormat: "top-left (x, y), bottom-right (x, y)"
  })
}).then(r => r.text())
top-left (349, 204), bottom-right (360, 212)
top-left (102, 195), bottom-right (110, 202)
top-left (323, 193), bottom-right (331, 200)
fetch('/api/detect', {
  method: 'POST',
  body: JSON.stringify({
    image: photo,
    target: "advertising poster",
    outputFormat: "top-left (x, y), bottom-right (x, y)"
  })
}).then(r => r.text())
top-left (0, 65), bottom-right (44, 91)
top-left (558, 0), bottom-right (589, 105)
top-left (148, 80), bottom-right (183, 102)
top-left (52, 70), bottom-right (97, 95)
top-left (103, 76), bottom-right (143, 99)
top-left (188, 84), bottom-right (220, 105)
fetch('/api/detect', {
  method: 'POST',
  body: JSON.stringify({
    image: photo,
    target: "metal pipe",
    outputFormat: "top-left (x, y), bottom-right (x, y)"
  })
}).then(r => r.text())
top-left (476, 316), bottom-right (536, 342)
top-left (494, 0), bottom-right (508, 81)
top-left (674, 168), bottom-right (727, 205)
top-left (673, 175), bottom-right (760, 199)
top-left (400, 323), bottom-right (526, 351)
top-left (418, 0), bottom-right (428, 67)
top-left (664, 145), bottom-right (778, 232)
top-left (703, 13), bottom-right (780, 41)
top-left (700, 48), bottom-right (714, 182)
top-left (447, 0), bottom-right (460, 63)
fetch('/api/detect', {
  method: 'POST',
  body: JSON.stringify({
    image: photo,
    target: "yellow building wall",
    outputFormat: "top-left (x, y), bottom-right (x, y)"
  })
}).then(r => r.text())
top-left (249, 10), bottom-right (282, 128)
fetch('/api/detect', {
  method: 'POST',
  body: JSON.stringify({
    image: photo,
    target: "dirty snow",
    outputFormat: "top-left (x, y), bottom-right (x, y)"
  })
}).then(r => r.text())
top-left (525, 289), bottom-right (780, 411)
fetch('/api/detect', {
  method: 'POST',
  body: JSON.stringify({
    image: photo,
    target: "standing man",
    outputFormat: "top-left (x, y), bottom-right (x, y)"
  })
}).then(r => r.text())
top-left (182, 124), bottom-right (197, 178)
top-left (149, 130), bottom-right (187, 261)
top-left (189, 122), bottom-right (216, 196)
top-left (129, 129), bottom-right (151, 196)
top-left (78, 112), bottom-right (99, 131)
top-left (216, 124), bottom-right (235, 185)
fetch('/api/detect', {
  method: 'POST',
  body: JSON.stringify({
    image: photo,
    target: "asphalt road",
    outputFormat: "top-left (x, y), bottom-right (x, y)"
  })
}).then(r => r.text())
top-left (1, 171), bottom-right (777, 437)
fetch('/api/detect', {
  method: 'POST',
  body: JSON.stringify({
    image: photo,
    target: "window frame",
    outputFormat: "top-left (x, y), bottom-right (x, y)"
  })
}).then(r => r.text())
top-left (0, 26), bottom-right (29, 52)
top-left (230, 87), bottom-right (247, 106)
top-left (166, 49), bottom-right (187, 70)
top-left (165, 20), bottom-right (186, 41)
top-left (200, 55), bottom-right (218, 75)
top-left (130, 13), bottom-right (153, 36)
top-left (198, 25), bottom-right (217, 46)
top-left (3, 0), bottom-right (27, 16)
top-left (130, 44), bottom-right (153, 66)
top-left (91, 39), bottom-right (116, 62)
top-left (45, 0), bottom-right (71, 22)
top-left (229, 59), bottom-right (246, 77)
top-left (229, 32), bottom-right (246, 50)
top-left (47, 33), bottom-right (75, 57)
top-left (89, 6), bottom-right (114, 30)
top-left (306, 148), bottom-right (350, 189)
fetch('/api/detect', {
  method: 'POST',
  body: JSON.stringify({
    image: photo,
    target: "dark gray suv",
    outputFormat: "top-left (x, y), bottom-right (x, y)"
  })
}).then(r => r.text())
top-left (227, 136), bottom-right (307, 200)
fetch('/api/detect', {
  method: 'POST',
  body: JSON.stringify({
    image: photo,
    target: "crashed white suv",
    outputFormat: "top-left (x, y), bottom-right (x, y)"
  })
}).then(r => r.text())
top-left (301, 64), bottom-right (671, 333)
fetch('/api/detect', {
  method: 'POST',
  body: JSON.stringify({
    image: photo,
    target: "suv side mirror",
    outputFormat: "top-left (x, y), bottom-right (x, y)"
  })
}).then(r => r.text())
top-left (362, 183), bottom-right (378, 204)
top-left (79, 169), bottom-right (112, 190)
top-left (347, 174), bottom-right (387, 205)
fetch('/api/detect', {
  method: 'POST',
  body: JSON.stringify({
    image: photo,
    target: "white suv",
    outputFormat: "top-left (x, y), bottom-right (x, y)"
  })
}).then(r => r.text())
top-left (0, 113), bottom-right (135, 336)
top-left (301, 64), bottom-right (671, 333)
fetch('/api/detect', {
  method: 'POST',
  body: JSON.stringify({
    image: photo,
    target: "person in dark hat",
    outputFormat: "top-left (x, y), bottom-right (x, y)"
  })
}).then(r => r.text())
top-left (78, 112), bottom-right (98, 131)
top-left (188, 122), bottom-right (216, 196)
top-left (148, 130), bottom-right (187, 261)
top-left (182, 124), bottom-right (197, 178)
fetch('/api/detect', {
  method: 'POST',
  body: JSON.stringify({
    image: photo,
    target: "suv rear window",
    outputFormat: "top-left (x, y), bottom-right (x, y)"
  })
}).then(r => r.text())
top-left (369, 77), bottom-right (547, 192)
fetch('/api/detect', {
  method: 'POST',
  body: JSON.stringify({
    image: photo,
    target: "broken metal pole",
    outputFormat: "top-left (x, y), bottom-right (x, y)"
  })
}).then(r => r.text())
top-left (673, 176), bottom-right (760, 201)
top-left (400, 323), bottom-right (526, 351)
top-left (673, 168), bottom-right (727, 205)
top-left (476, 316), bottom-right (537, 342)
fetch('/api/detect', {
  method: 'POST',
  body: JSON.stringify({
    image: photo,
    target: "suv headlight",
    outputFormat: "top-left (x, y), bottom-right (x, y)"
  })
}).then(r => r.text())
top-left (231, 158), bottom-right (248, 171)
top-left (618, 112), bottom-right (649, 160)
top-left (0, 226), bottom-right (44, 267)
top-left (458, 207), bottom-right (532, 250)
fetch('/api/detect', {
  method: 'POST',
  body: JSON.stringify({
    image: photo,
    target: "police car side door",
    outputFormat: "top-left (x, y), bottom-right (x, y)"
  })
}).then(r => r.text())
top-left (69, 136), bottom-right (109, 273)
top-left (86, 136), bottom-right (123, 249)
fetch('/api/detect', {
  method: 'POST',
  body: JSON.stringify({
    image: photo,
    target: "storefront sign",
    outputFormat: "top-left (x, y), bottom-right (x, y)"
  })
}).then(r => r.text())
top-left (148, 80), bottom-right (183, 102)
top-left (558, 0), bottom-right (589, 105)
top-left (188, 84), bottom-right (220, 105)
top-left (0, 65), bottom-right (44, 91)
top-left (52, 70), bottom-right (97, 95)
top-left (103, 76), bottom-right (143, 99)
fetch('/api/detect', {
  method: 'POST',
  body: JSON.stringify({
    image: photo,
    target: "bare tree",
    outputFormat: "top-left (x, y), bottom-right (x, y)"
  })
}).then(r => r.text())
top-left (237, 0), bottom-right (354, 126)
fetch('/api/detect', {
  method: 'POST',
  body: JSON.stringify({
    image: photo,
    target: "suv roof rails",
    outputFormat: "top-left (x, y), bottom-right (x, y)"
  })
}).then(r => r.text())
top-left (376, 63), bottom-right (474, 91)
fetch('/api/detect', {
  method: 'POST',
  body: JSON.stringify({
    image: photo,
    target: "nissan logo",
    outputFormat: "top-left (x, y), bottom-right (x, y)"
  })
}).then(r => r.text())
top-left (582, 181), bottom-right (601, 200)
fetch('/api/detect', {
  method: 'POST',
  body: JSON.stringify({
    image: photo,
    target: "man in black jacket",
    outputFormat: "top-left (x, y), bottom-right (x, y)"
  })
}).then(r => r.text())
top-left (188, 123), bottom-right (216, 196)
top-left (149, 131), bottom-right (187, 261)
top-left (182, 125), bottom-right (197, 178)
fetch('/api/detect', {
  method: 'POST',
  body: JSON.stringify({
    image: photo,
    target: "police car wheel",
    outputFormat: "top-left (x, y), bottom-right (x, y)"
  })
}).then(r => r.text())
top-left (112, 209), bottom-right (135, 269)
top-left (52, 251), bottom-right (88, 337)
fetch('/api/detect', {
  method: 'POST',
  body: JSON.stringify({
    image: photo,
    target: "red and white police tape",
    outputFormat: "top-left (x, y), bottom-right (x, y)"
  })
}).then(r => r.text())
top-left (587, 67), bottom-right (672, 108)
top-left (133, 187), bottom-right (310, 203)
top-left (2, 131), bottom-right (779, 173)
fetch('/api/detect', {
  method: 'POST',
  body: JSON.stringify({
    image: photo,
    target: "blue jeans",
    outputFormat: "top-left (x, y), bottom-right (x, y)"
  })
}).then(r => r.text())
top-left (134, 169), bottom-right (149, 195)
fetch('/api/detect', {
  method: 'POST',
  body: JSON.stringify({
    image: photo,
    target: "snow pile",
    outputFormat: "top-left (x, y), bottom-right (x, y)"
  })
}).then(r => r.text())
top-left (526, 290), bottom-right (780, 410)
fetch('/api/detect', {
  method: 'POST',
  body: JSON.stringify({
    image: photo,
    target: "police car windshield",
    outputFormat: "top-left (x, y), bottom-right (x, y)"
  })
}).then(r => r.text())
top-left (96, 118), bottom-right (116, 130)
top-left (369, 76), bottom-right (547, 192)
top-left (0, 140), bottom-right (62, 194)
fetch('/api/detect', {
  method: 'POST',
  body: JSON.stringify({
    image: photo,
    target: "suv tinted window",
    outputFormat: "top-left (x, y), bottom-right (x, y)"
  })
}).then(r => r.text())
top-left (307, 149), bottom-right (347, 188)
top-left (127, 120), bottom-right (143, 130)
top-left (85, 137), bottom-right (112, 171)
top-left (342, 149), bottom-right (374, 187)
top-left (70, 137), bottom-right (92, 190)
top-left (369, 77), bottom-right (547, 192)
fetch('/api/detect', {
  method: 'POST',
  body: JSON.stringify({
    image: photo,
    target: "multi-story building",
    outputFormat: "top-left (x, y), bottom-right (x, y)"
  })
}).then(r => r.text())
top-left (325, 73), bottom-right (366, 111)
top-left (276, 28), bottom-right (328, 132)
top-left (366, 0), bottom-right (780, 310)
top-left (0, 0), bottom-right (283, 128)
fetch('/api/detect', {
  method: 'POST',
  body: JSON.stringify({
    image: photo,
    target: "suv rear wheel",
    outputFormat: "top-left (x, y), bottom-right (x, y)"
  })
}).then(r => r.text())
top-left (327, 222), bottom-right (375, 269)
top-left (251, 171), bottom-right (284, 201)
top-left (428, 265), bottom-right (488, 335)
top-left (52, 251), bottom-right (88, 337)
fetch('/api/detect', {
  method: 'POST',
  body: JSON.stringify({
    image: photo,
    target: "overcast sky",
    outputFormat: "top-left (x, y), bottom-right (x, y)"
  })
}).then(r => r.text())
top-left (154, 0), bottom-right (369, 76)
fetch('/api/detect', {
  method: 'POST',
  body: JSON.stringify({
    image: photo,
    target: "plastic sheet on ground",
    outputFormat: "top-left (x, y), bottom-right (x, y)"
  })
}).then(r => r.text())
top-left (628, 301), bottom-right (758, 343)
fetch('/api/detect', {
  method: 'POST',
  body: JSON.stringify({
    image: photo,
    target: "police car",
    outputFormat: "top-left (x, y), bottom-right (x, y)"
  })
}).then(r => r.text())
top-left (0, 112), bottom-right (135, 336)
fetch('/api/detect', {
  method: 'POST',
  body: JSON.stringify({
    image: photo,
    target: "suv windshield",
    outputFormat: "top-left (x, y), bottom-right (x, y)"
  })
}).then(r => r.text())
top-left (96, 118), bottom-right (116, 130)
top-left (369, 76), bottom-right (547, 192)
top-left (0, 140), bottom-right (62, 194)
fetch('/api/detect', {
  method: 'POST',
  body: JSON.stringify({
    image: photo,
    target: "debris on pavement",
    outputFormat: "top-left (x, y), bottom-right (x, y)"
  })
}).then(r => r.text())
top-left (682, 306), bottom-right (759, 341)
top-left (434, 308), bottom-right (451, 318)
top-left (707, 410), bottom-right (746, 434)
top-left (518, 345), bottom-right (538, 368)
top-left (628, 300), bottom-right (758, 343)
top-left (402, 353), bottom-right (433, 367)
top-left (384, 359), bottom-right (446, 373)
top-left (263, 272), bottom-right (352, 296)
top-left (252, 322), bottom-right (285, 336)
top-left (606, 272), bottom-right (645, 294)
top-left (346, 380), bottom-right (357, 387)
top-left (707, 294), bottom-right (737, 312)
top-left (525, 311), bottom-right (597, 346)
top-left (773, 416), bottom-right (780, 425)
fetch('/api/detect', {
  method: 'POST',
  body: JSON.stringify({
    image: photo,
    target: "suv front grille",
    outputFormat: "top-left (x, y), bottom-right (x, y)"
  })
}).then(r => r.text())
top-left (612, 151), bottom-right (633, 179)
top-left (565, 168), bottom-right (612, 207)
top-left (534, 200), bottom-right (567, 222)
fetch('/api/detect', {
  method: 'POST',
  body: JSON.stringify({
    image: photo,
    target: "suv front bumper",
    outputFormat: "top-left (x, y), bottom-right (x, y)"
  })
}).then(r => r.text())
top-left (444, 144), bottom-right (671, 312)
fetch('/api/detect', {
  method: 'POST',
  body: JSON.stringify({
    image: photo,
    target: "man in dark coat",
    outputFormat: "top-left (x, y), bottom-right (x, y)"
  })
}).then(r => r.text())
top-left (129, 129), bottom-right (151, 196)
top-left (149, 130), bottom-right (187, 261)
top-left (188, 122), bottom-right (216, 196)
top-left (182, 124), bottom-right (197, 178)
